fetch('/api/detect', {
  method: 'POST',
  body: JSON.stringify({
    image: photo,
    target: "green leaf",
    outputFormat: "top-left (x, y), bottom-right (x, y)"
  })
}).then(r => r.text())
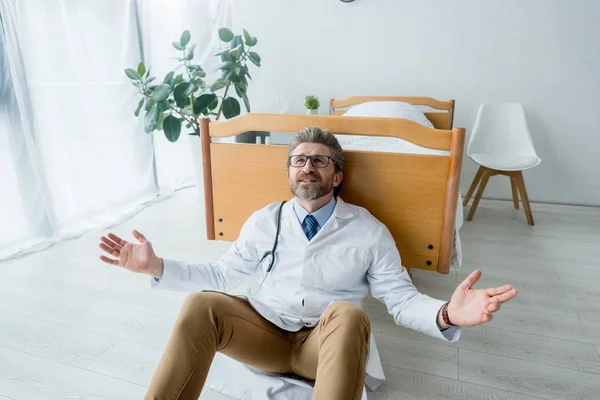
top-left (231, 35), bottom-right (243, 50)
top-left (137, 62), bottom-right (146, 77)
top-left (174, 94), bottom-right (190, 108)
top-left (172, 41), bottom-right (184, 51)
top-left (151, 84), bottom-right (172, 101)
top-left (220, 52), bottom-right (235, 63)
top-left (144, 98), bottom-right (156, 111)
top-left (174, 81), bottom-right (194, 98)
top-left (222, 97), bottom-right (241, 119)
top-left (125, 68), bottom-right (141, 80)
top-left (145, 77), bottom-right (156, 85)
top-left (134, 97), bottom-right (145, 117)
top-left (215, 61), bottom-right (234, 71)
top-left (144, 106), bottom-right (159, 133)
top-left (210, 79), bottom-right (227, 92)
top-left (208, 98), bottom-right (219, 110)
top-left (218, 27), bottom-right (234, 42)
top-left (244, 65), bottom-right (252, 80)
top-left (146, 85), bottom-right (158, 95)
top-left (163, 115), bottom-right (182, 142)
top-left (229, 44), bottom-right (243, 58)
top-left (240, 73), bottom-right (248, 86)
top-left (193, 93), bottom-right (218, 115)
top-left (163, 71), bottom-right (175, 86)
top-left (243, 29), bottom-right (252, 46)
top-left (241, 92), bottom-right (250, 113)
top-left (222, 70), bottom-right (235, 83)
top-left (156, 99), bottom-right (170, 113)
top-left (174, 73), bottom-right (184, 85)
top-left (248, 52), bottom-right (261, 67)
top-left (234, 80), bottom-right (246, 97)
top-left (180, 30), bottom-right (191, 47)
top-left (156, 111), bottom-right (170, 130)
top-left (184, 48), bottom-right (195, 61)
top-left (248, 36), bottom-right (258, 46)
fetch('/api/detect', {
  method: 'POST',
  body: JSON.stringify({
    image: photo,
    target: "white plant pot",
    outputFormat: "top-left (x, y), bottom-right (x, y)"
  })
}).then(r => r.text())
top-left (305, 108), bottom-right (318, 115)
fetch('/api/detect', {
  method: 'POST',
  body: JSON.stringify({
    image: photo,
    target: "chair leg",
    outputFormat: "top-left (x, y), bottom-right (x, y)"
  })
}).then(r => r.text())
top-left (510, 176), bottom-right (519, 209)
top-left (467, 169), bottom-right (491, 221)
top-left (514, 171), bottom-right (534, 226)
top-left (463, 166), bottom-right (485, 206)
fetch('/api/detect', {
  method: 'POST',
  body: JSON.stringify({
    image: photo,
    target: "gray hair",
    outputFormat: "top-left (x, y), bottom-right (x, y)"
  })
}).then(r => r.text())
top-left (287, 126), bottom-right (345, 173)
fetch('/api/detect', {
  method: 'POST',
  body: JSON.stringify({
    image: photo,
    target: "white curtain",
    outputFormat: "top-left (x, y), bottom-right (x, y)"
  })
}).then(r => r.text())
top-left (0, 0), bottom-right (232, 260)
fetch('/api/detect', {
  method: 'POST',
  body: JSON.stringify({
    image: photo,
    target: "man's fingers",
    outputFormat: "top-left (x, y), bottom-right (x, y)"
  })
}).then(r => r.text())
top-left (99, 243), bottom-right (120, 257)
top-left (486, 284), bottom-right (513, 297)
top-left (482, 312), bottom-right (493, 323)
top-left (99, 255), bottom-right (119, 265)
top-left (494, 289), bottom-right (519, 303)
top-left (108, 233), bottom-right (128, 246)
top-left (132, 230), bottom-right (147, 244)
top-left (101, 236), bottom-right (122, 250)
top-left (488, 299), bottom-right (501, 313)
top-left (459, 269), bottom-right (482, 290)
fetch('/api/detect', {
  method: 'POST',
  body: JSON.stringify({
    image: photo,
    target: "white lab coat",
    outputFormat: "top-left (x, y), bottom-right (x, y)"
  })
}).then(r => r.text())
top-left (152, 197), bottom-right (461, 399)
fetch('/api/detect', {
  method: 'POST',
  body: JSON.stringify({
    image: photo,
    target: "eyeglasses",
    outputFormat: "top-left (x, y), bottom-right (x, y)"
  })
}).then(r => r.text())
top-left (288, 155), bottom-right (335, 168)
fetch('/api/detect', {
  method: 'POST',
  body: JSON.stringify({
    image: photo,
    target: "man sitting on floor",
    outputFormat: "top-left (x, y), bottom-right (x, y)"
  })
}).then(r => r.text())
top-left (99, 127), bottom-right (518, 400)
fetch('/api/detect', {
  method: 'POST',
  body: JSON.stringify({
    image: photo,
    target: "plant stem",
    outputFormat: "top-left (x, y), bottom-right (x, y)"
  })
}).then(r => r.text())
top-left (216, 81), bottom-right (231, 120)
top-left (138, 89), bottom-right (198, 131)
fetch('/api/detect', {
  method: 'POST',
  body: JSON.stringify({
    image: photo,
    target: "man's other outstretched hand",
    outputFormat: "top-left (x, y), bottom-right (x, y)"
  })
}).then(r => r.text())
top-left (99, 230), bottom-right (164, 279)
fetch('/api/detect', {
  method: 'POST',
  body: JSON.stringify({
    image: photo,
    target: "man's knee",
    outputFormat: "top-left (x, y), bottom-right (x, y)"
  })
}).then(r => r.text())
top-left (321, 301), bottom-right (371, 332)
top-left (177, 292), bottom-right (229, 330)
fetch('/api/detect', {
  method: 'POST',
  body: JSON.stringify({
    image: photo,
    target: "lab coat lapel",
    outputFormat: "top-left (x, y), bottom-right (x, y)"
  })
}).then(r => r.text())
top-left (282, 199), bottom-right (309, 245)
top-left (316, 197), bottom-right (354, 239)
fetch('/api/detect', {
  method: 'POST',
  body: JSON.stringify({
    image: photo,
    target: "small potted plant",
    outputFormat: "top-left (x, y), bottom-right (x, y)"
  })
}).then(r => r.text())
top-left (304, 95), bottom-right (320, 115)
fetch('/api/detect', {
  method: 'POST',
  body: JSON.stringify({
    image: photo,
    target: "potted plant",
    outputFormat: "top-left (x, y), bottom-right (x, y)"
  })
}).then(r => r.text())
top-left (304, 95), bottom-right (320, 115)
top-left (124, 27), bottom-right (261, 143)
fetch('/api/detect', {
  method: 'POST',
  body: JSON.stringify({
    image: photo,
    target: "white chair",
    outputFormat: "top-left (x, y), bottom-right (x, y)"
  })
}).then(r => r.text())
top-left (463, 103), bottom-right (541, 225)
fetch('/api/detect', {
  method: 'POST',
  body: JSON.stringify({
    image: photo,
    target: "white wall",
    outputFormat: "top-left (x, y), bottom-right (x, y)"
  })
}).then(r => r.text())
top-left (233, 0), bottom-right (600, 206)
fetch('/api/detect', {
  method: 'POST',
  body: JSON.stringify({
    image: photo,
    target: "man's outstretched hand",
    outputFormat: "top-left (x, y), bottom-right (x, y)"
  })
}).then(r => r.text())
top-left (446, 270), bottom-right (518, 327)
top-left (99, 230), bottom-right (164, 279)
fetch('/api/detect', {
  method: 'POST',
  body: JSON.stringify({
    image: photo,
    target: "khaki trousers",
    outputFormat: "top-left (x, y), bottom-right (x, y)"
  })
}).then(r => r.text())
top-left (144, 292), bottom-right (371, 400)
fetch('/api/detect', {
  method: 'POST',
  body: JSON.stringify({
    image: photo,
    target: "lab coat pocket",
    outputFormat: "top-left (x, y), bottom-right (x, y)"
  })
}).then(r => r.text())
top-left (318, 245), bottom-right (367, 290)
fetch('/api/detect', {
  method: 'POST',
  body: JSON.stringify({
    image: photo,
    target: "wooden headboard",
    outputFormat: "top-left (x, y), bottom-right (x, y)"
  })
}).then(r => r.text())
top-left (329, 96), bottom-right (455, 130)
top-left (200, 113), bottom-right (465, 274)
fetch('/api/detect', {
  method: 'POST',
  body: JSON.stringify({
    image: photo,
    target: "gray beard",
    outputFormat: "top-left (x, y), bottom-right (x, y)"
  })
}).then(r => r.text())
top-left (290, 179), bottom-right (333, 201)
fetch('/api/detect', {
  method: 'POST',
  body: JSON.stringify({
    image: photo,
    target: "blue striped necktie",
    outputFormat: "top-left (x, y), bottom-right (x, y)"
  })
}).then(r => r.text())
top-left (302, 214), bottom-right (319, 240)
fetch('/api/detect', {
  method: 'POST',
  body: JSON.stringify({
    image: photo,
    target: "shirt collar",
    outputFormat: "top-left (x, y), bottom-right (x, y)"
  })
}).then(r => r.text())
top-left (293, 197), bottom-right (337, 228)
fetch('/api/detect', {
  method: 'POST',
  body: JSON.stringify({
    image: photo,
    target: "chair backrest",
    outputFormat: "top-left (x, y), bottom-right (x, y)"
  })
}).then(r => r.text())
top-left (468, 103), bottom-right (538, 157)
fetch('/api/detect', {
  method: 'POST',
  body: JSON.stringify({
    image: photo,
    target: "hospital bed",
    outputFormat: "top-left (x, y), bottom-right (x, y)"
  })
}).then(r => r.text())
top-left (198, 97), bottom-right (465, 274)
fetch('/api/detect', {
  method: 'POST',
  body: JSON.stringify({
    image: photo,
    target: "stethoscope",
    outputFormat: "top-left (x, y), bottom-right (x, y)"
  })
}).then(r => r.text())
top-left (259, 200), bottom-right (287, 273)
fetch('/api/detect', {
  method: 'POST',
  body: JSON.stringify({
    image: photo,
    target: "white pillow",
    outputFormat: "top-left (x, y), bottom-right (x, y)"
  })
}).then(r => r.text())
top-left (342, 101), bottom-right (434, 128)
